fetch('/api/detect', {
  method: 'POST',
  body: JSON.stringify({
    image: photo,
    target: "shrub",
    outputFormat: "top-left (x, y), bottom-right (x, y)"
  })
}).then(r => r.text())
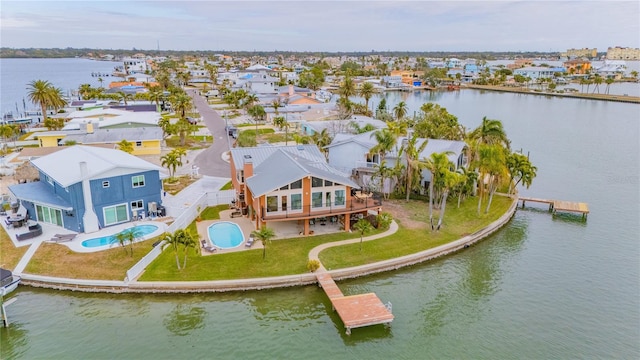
top-left (376, 212), bottom-right (393, 230)
top-left (306, 259), bottom-right (320, 272)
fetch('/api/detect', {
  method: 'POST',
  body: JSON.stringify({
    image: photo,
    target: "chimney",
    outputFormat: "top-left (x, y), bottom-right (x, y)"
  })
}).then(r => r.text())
top-left (243, 155), bottom-right (253, 179)
top-left (79, 161), bottom-right (100, 233)
top-left (288, 84), bottom-right (294, 96)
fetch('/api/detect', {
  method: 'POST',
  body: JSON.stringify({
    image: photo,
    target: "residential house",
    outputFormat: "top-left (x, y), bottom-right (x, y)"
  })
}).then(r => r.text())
top-left (390, 70), bottom-right (425, 86)
top-left (229, 145), bottom-right (380, 235)
top-left (8, 146), bottom-right (166, 233)
top-left (62, 108), bottom-right (160, 131)
top-left (563, 59), bottom-right (592, 74)
top-left (513, 66), bottom-right (565, 80)
top-left (327, 133), bottom-right (468, 194)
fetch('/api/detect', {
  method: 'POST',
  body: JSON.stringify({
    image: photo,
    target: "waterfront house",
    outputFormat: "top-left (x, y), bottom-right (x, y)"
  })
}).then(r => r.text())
top-left (327, 133), bottom-right (468, 194)
top-left (8, 146), bottom-right (166, 233)
top-left (229, 145), bottom-right (380, 235)
top-left (62, 108), bottom-right (160, 130)
top-left (513, 66), bottom-right (565, 80)
top-left (563, 59), bottom-right (591, 75)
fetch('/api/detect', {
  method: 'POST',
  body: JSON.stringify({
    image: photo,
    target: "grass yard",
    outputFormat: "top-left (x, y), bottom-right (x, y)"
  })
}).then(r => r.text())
top-left (0, 227), bottom-right (29, 270)
top-left (24, 237), bottom-right (161, 280)
top-left (163, 175), bottom-right (199, 195)
top-left (139, 230), bottom-right (381, 281)
top-left (320, 195), bottom-right (514, 269)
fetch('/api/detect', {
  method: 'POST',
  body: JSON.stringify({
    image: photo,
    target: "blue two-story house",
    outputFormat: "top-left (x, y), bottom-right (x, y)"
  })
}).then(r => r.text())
top-left (8, 146), bottom-right (167, 233)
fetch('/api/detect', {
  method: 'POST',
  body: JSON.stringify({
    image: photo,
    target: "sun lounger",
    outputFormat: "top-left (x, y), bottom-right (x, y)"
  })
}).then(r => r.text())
top-left (230, 210), bottom-right (242, 218)
top-left (245, 236), bottom-right (255, 248)
top-left (48, 233), bottom-right (76, 242)
top-left (201, 239), bottom-right (216, 253)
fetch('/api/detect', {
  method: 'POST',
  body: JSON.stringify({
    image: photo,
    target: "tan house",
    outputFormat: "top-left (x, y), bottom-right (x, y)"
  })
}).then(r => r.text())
top-left (229, 145), bottom-right (381, 235)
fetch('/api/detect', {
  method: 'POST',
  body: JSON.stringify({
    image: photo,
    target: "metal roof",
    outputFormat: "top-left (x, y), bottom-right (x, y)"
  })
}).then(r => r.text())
top-left (230, 144), bottom-right (325, 170)
top-left (8, 181), bottom-right (73, 210)
top-left (245, 148), bottom-right (358, 197)
top-left (63, 127), bottom-right (163, 143)
top-left (30, 145), bottom-right (165, 188)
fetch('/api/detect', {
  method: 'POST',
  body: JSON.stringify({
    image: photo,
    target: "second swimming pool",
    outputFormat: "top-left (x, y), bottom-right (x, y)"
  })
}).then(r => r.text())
top-left (207, 222), bottom-right (245, 249)
top-left (81, 224), bottom-right (159, 248)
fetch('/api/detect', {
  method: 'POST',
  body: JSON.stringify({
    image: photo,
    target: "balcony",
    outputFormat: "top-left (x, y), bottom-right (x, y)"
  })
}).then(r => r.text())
top-left (261, 195), bottom-right (382, 221)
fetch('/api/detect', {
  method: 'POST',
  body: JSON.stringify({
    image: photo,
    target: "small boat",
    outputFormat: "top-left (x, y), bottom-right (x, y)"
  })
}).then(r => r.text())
top-left (0, 268), bottom-right (20, 296)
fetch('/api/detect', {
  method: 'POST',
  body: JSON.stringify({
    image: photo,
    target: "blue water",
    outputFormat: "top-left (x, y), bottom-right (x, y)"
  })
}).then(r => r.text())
top-left (207, 222), bottom-right (244, 249)
top-left (81, 225), bottom-right (158, 248)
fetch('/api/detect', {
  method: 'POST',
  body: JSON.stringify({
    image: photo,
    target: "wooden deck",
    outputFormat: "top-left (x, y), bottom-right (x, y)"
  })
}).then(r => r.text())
top-left (519, 197), bottom-right (589, 218)
top-left (316, 272), bottom-right (394, 335)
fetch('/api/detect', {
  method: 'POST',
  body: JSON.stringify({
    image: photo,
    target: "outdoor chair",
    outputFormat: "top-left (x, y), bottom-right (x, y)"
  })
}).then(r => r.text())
top-left (245, 236), bottom-right (255, 248)
top-left (201, 239), bottom-right (216, 253)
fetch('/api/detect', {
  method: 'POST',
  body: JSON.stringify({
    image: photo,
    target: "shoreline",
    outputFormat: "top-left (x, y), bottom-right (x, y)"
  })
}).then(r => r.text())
top-left (18, 196), bottom-right (518, 294)
top-left (463, 84), bottom-right (640, 104)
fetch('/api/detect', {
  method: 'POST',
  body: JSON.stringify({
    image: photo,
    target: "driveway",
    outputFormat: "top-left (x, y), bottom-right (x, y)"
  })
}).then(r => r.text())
top-left (187, 89), bottom-right (233, 177)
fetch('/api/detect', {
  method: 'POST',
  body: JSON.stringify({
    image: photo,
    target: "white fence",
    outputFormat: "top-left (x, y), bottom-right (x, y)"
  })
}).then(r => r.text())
top-left (125, 189), bottom-right (236, 281)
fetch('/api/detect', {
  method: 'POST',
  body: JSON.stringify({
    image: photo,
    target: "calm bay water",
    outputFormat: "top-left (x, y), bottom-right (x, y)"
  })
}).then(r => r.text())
top-left (1, 59), bottom-right (639, 359)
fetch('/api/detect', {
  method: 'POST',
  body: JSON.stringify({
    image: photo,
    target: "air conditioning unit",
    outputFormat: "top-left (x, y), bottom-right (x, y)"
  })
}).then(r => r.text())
top-left (148, 202), bottom-right (157, 213)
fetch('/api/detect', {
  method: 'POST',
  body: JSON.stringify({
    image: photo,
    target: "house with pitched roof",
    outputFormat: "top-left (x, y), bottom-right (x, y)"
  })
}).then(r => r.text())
top-left (8, 146), bottom-right (167, 233)
top-left (327, 133), bottom-right (468, 194)
top-left (229, 145), bottom-right (381, 235)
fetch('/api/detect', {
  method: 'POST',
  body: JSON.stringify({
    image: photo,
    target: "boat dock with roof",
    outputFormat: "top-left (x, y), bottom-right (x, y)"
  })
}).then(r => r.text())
top-left (316, 272), bottom-right (394, 335)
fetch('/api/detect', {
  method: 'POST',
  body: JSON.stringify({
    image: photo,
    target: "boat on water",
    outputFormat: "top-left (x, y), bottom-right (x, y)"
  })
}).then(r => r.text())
top-left (0, 268), bottom-right (20, 296)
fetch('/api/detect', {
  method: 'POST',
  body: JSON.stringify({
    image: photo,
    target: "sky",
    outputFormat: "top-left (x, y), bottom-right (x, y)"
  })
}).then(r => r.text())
top-left (1, 0), bottom-right (639, 52)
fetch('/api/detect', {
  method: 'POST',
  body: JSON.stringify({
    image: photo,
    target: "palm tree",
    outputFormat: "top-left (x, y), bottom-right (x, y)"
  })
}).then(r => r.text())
top-left (78, 84), bottom-right (93, 100)
top-left (147, 86), bottom-right (164, 111)
top-left (123, 228), bottom-right (142, 256)
top-left (271, 99), bottom-right (282, 118)
top-left (117, 91), bottom-right (133, 106)
top-left (163, 230), bottom-right (184, 270)
top-left (98, 77), bottom-right (104, 88)
top-left (506, 152), bottom-right (537, 194)
top-left (393, 101), bottom-right (408, 121)
top-left (353, 218), bottom-right (373, 251)
top-left (117, 139), bottom-right (134, 154)
top-left (359, 82), bottom-right (375, 110)
top-left (469, 116), bottom-right (510, 150)
top-left (592, 74), bottom-right (603, 94)
top-left (369, 128), bottom-right (396, 162)
top-left (422, 151), bottom-right (454, 229)
top-left (158, 117), bottom-right (173, 139)
top-left (435, 168), bottom-right (462, 230)
top-left (169, 92), bottom-right (192, 119)
top-left (114, 231), bottom-right (129, 253)
top-left (399, 133), bottom-right (428, 201)
top-left (181, 230), bottom-right (199, 269)
top-left (311, 128), bottom-right (332, 159)
top-left (372, 160), bottom-right (392, 199)
top-left (604, 78), bottom-right (614, 95)
top-left (27, 79), bottom-right (67, 123)
top-left (161, 149), bottom-right (183, 179)
top-left (244, 94), bottom-right (259, 109)
top-left (477, 144), bottom-right (507, 214)
top-left (251, 226), bottom-right (275, 259)
top-left (338, 76), bottom-right (356, 100)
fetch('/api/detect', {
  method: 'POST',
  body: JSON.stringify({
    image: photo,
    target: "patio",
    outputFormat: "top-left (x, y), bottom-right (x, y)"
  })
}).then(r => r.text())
top-left (196, 209), bottom-right (348, 256)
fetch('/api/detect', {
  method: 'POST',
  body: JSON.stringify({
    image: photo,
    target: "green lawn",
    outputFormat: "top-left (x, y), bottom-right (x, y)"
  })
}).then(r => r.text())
top-left (320, 196), bottom-right (513, 269)
top-left (139, 196), bottom-right (513, 281)
top-left (139, 230), bottom-right (378, 281)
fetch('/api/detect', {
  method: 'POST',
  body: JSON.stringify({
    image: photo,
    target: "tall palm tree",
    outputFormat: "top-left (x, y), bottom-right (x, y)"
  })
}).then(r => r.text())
top-left (147, 86), bottom-right (164, 111)
top-left (604, 78), bottom-right (614, 95)
top-left (422, 151), bottom-right (454, 229)
top-left (476, 144), bottom-right (507, 214)
top-left (359, 82), bottom-right (375, 110)
top-left (169, 92), bottom-right (192, 119)
top-left (163, 230), bottom-right (185, 269)
top-left (435, 168), bottom-right (462, 230)
top-left (398, 133), bottom-right (428, 201)
top-left (372, 160), bottom-right (393, 199)
top-left (244, 94), bottom-right (259, 109)
top-left (78, 84), bottom-right (93, 100)
top-left (311, 128), bottom-right (332, 159)
top-left (469, 116), bottom-right (510, 150)
top-left (181, 230), bottom-right (199, 269)
top-left (592, 74), bottom-right (603, 94)
top-left (271, 99), bottom-right (282, 117)
top-left (506, 152), bottom-right (537, 194)
top-left (393, 101), bottom-right (408, 121)
top-left (251, 226), bottom-right (275, 259)
top-left (27, 79), bottom-right (67, 123)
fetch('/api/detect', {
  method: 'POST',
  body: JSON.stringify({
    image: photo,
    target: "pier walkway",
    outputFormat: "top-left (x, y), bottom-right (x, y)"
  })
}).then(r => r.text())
top-left (316, 271), bottom-right (394, 335)
top-left (519, 196), bottom-right (589, 218)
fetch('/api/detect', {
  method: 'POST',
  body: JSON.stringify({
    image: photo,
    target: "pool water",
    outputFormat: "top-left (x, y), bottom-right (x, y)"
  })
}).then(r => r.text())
top-left (207, 222), bottom-right (244, 249)
top-left (81, 225), bottom-right (159, 248)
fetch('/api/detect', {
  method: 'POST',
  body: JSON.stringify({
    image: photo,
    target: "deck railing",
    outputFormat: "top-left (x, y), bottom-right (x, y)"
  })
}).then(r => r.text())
top-left (261, 195), bottom-right (382, 221)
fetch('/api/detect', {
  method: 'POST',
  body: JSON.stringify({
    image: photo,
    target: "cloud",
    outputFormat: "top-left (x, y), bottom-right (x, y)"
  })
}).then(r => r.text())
top-left (1, 1), bottom-right (638, 51)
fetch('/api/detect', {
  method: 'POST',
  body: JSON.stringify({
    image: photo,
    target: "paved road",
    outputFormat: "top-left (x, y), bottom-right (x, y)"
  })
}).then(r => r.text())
top-left (187, 89), bottom-right (232, 177)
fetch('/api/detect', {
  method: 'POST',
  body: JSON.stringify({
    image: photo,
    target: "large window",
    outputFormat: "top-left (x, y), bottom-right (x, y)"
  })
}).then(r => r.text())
top-left (291, 193), bottom-right (302, 210)
top-left (103, 204), bottom-right (128, 225)
top-left (311, 177), bottom-right (324, 187)
top-left (266, 196), bottom-right (278, 212)
top-left (312, 192), bottom-right (323, 208)
top-left (132, 175), bottom-right (145, 188)
top-left (335, 190), bottom-right (346, 206)
top-left (290, 179), bottom-right (302, 189)
top-left (36, 204), bottom-right (63, 227)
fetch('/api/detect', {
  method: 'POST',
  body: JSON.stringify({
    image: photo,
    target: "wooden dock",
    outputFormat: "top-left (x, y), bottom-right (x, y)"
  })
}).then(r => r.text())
top-left (316, 272), bottom-right (394, 335)
top-left (519, 197), bottom-right (589, 218)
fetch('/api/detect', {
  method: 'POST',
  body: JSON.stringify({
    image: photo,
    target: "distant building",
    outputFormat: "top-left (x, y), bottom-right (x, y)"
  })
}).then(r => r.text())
top-left (606, 46), bottom-right (640, 60)
top-left (561, 48), bottom-right (598, 59)
top-left (514, 66), bottom-right (565, 80)
top-left (563, 60), bottom-right (592, 74)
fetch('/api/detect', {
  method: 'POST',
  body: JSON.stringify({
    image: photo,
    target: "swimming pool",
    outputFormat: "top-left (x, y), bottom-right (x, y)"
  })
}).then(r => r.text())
top-left (207, 222), bottom-right (244, 249)
top-left (81, 225), bottom-right (159, 248)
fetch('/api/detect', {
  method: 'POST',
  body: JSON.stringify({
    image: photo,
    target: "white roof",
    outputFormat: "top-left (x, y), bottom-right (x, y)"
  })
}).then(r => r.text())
top-left (63, 108), bottom-right (159, 130)
top-left (31, 145), bottom-right (165, 187)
